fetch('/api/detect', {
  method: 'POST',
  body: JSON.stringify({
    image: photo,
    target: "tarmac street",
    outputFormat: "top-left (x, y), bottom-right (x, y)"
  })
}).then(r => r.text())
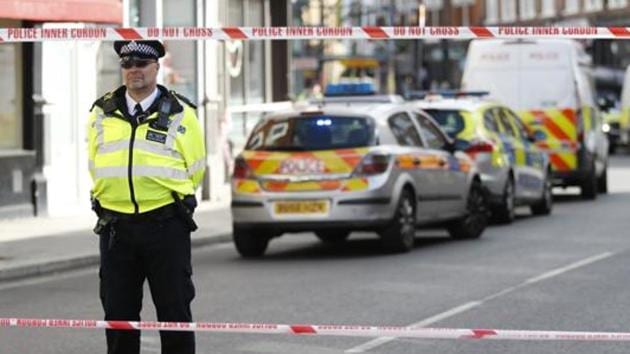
top-left (1, 155), bottom-right (630, 353)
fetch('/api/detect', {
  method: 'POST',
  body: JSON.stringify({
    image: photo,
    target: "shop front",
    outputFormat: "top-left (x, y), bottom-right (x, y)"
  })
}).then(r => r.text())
top-left (0, 0), bottom-right (122, 218)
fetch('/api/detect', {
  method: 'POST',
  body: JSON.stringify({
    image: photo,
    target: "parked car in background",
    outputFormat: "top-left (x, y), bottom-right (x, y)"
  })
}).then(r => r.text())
top-left (412, 91), bottom-right (552, 224)
top-left (598, 96), bottom-right (622, 154)
top-left (462, 39), bottom-right (609, 199)
top-left (230, 98), bottom-right (487, 257)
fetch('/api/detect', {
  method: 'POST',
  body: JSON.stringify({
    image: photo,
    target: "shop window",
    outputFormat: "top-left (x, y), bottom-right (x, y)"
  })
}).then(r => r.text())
top-left (519, 0), bottom-right (536, 20)
top-left (226, 0), bottom-right (269, 155)
top-left (500, 0), bottom-right (516, 22)
top-left (247, 0), bottom-right (265, 104)
top-left (541, 0), bottom-right (556, 16)
top-left (96, 42), bottom-right (122, 97)
top-left (163, 0), bottom-right (197, 100)
top-left (584, 0), bottom-right (603, 11)
top-left (0, 20), bottom-right (22, 150)
top-left (228, 0), bottom-right (245, 106)
top-left (607, 0), bottom-right (626, 8)
top-left (128, 0), bottom-right (141, 27)
top-left (485, 0), bottom-right (499, 24)
top-left (563, 0), bottom-right (580, 14)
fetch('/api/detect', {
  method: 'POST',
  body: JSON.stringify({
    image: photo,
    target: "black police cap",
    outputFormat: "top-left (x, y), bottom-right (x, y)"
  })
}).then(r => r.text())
top-left (114, 40), bottom-right (165, 59)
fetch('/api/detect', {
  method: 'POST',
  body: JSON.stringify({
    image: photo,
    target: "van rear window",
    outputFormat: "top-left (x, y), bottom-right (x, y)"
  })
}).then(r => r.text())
top-left (424, 109), bottom-right (465, 138)
top-left (245, 116), bottom-right (375, 151)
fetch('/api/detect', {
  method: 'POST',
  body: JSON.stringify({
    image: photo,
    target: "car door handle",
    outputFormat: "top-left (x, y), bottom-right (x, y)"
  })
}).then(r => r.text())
top-left (413, 158), bottom-right (421, 166)
top-left (438, 158), bottom-right (447, 167)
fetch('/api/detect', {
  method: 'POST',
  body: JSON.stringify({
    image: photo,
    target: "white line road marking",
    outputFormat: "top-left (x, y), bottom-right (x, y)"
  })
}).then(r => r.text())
top-left (345, 252), bottom-right (614, 353)
top-left (524, 252), bottom-right (612, 285)
top-left (345, 301), bottom-right (481, 353)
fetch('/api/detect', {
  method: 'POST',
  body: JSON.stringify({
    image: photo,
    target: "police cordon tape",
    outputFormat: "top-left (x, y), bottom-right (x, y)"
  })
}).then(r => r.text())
top-left (3, 317), bottom-right (630, 341)
top-left (1, 26), bottom-right (630, 42)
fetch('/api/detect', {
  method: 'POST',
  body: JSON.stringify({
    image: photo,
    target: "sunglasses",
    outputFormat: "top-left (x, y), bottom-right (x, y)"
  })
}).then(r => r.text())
top-left (120, 57), bottom-right (157, 69)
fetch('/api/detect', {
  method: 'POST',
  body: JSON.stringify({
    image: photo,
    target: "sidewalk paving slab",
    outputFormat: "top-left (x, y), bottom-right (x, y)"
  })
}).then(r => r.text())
top-left (0, 202), bottom-right (233, 283)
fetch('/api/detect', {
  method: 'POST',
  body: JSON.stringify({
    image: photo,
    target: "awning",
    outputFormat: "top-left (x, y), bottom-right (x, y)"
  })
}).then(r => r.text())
top-left (0, 0), bottom-right (122, 24)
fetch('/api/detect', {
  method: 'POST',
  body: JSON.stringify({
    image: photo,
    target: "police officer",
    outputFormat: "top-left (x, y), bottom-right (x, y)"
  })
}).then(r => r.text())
top-left (87, 40), bottom-right (205, 354)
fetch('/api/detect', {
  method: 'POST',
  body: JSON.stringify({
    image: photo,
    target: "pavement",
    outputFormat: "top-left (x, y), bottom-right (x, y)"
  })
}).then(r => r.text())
top-left (0, 200), bottom-right (233, 282)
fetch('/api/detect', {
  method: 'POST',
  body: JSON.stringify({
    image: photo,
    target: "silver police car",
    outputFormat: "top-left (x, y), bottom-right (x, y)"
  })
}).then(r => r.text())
top-left (230, 100), bottom-right (487, 257)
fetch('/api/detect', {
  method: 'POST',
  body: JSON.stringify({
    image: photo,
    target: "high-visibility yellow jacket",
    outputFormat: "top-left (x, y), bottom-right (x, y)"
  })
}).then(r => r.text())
top-left (87, 85), bottom-right (206, 214)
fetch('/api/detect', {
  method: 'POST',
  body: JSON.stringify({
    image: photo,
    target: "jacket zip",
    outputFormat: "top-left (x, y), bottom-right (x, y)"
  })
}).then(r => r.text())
top-left (128, 116), bottom-right (140, 214)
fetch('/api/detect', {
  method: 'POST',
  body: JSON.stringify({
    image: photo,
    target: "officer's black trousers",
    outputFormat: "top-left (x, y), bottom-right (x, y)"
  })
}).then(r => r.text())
top-left (99, 215), bottom-right (195, 354)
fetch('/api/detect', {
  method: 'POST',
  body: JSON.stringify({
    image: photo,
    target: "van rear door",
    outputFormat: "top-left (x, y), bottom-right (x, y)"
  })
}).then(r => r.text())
top-left (462, 40), bottom-right (579, 172)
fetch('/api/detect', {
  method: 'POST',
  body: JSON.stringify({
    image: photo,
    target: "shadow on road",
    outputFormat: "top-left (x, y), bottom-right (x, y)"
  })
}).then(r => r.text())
top-left (236, 233), bottom-right (456, 261)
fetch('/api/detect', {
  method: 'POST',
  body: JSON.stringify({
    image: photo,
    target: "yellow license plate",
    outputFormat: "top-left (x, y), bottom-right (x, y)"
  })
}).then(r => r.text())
top-left (274, 200), bottom-right (329, 215)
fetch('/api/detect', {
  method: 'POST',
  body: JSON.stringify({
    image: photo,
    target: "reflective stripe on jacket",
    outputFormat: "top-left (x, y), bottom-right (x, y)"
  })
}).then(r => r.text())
top-left (87, 86), bottom-right (206, 214)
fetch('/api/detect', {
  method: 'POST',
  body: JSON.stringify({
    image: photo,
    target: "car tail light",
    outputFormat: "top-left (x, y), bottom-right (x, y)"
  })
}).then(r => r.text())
top-left (465, 140), bottom-right (495, 155)
top-left (353, 154), bottom-right (391, 176)
top-left (233, 157), bottom-right (253, 179)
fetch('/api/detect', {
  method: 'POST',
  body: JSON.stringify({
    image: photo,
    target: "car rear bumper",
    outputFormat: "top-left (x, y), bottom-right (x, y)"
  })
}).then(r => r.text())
top-left (551, 149), bottom-right (595, 186)
top-left (233, 219), bottom-right (391, 234)
top-left (552, 170), bottom-right (586, 186)
top-left (231, 191), bottom-right (396, 230)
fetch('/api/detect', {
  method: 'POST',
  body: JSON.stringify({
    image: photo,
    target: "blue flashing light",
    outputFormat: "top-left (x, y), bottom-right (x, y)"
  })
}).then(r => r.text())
top-left (316, 118), bottom-right (332, 126)
top-left (324, 83), bottom-right (376, 97)
top-left (405, 90), bottom-right (490, 100)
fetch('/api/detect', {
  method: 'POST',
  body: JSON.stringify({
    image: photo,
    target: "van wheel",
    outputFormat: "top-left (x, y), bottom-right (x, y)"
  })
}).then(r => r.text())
top-left (315, 230), bottom-right (350, 244)
top-left (233, 226), bottom-right (270, 258)
top-left (379, 189), bottom-right (416, 253)
top-left (448, 180), bottom-right (488, 239)
top-left (580, 163), bottom-right (597, 200)
top-left (492, 177), bottom-right (515, 224)
top-left (597, 166), bottom-right (608, 194)
top-left (531, 172), bottom-right (553, 215)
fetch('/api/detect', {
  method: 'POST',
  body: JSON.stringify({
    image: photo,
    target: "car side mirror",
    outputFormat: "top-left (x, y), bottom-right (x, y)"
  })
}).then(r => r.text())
top-left (443, 140), bottom-right (455, 153)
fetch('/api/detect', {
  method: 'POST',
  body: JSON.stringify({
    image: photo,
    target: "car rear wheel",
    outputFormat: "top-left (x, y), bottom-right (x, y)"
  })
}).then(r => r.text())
top-left (580, 162), bottom-right (597, 200)
top-left (448, 180), bottom-right (488, 240)
top-left (531, 171), bottom-right (553, 215)
top-left (597, 166), bottom-right (608, 194)
top-left (379, 189), bottom-right (416, 253)
top-left (492, 176), bottom-right (515, 224)
top-left (233, 225), bottom-right (271, 258)
top-left (315, 230), bottom-right (350, 244)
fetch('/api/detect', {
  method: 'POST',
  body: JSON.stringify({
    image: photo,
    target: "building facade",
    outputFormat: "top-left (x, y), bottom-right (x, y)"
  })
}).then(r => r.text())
top-left (289, 0), bottom-right (630, 98)
top-left (128, 0), bottom-right (288, 202)
top-left (0, 0), bottom-right (122, 218)
top-left (0, 0), bottom-right (289, 218)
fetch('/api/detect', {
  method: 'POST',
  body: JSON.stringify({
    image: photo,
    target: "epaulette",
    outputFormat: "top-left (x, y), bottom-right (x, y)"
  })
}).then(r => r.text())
top-left (170, 90), bottom-right (197, 109)
top-left (90, 90), bottom-right (118, 114)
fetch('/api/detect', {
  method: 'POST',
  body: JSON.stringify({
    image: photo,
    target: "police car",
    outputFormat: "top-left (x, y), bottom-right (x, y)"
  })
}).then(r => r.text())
top-left (230, 94), bottom-right (488, 257)
top-left (411, 91), bottom-right (553, 223)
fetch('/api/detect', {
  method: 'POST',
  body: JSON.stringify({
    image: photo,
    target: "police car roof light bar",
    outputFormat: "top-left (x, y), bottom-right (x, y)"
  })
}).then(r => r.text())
top-left (405, 90), bottom-right (490, 100)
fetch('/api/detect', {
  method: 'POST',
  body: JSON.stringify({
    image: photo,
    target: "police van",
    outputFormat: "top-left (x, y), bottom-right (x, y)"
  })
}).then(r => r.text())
top-left (462, 39), bottom-right (609, 199)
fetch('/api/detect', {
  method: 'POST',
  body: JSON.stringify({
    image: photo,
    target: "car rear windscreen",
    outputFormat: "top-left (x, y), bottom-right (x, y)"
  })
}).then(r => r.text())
top-left (424, 109), bottom-right (465, 138)
top-left (245, 115), bottom-right (375, 151)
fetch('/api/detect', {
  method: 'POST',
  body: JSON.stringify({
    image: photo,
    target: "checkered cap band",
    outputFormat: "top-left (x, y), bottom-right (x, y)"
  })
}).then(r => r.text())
top-left (119, 41), bottom-right (159, 58)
